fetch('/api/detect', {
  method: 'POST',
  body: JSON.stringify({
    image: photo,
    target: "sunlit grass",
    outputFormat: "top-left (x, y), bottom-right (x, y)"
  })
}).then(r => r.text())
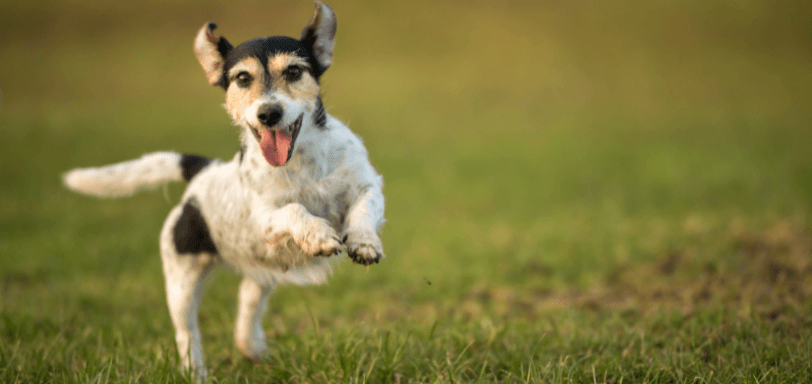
top-left (1, 0), bottom-right (811, 382)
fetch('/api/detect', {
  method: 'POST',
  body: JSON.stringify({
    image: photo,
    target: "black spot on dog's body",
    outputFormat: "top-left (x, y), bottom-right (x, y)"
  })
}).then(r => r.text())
top-left (313, 97), bottom-right (327, 129)
top-left (238, 144), bottom-right (245, 164)
top-left (180, 154), bottom-right (212, 181)
top-left (173, 198), bottom-right (218, 255)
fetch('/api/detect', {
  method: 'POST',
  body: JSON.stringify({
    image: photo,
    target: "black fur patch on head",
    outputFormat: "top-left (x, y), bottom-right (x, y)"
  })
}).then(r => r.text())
top-left (221, 36), bottom-right (324, 87)
top-left (217, 34), bottom-right (233, 59)
top-left (313, 96), bottom-right (327, 129)
top-left (180, 154), bottom-right (212, 181)
top-left (173, 198), bottom-right (218, 255)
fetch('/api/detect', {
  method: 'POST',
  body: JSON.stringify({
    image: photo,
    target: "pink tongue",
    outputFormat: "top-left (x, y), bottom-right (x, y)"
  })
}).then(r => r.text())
top-left (259, 130), bottom-right (292, 166)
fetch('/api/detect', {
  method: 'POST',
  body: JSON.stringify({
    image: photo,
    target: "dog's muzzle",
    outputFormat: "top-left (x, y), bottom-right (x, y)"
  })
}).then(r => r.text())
top-left (251, 114), bottom-right (303, 167)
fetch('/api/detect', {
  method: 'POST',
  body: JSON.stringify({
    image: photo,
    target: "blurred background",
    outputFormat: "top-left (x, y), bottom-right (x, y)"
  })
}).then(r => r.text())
top-left (1, 0), bottom-right (811, 378)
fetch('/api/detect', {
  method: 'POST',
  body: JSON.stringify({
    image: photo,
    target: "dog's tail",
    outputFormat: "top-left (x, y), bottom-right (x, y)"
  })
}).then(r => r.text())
top-left (63, 152), bottom-right (211, 197)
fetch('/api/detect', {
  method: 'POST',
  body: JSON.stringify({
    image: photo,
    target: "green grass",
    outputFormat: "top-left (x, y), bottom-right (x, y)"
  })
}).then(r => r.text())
top-left (2, 0), bottom-right (812, 382)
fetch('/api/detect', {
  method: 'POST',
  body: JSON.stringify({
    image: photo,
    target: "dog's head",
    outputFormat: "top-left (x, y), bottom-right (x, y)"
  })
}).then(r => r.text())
top-left (194, 1), bottom-right (336, 167)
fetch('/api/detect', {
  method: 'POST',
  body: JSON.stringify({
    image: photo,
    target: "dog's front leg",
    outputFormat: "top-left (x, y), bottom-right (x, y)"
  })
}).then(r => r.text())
top-left (344, 187), bottom-right (385, 265)
top-left (258, 203), bottom-right (342, 256)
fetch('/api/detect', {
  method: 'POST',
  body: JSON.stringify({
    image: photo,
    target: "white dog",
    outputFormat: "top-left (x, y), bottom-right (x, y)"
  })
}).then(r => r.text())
top-left (63, 2), bottom-right (384, 377)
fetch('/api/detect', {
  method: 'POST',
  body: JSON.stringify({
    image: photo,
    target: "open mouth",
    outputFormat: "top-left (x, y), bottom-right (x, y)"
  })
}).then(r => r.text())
top-left (250, 114), bottom-right (303, 167)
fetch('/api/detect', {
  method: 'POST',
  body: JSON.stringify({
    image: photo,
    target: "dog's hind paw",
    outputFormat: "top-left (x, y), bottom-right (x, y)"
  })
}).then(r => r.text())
top-left (236, 337), bottom-right (268, 363)
top-left (343, 229), bottom-right (384, 265)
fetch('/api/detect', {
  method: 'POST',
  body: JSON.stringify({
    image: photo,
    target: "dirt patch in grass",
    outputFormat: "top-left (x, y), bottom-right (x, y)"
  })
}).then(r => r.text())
top-left (462, 220), bottom-right (812, 321)
top-left (619, 220), bottom-right (811, 317)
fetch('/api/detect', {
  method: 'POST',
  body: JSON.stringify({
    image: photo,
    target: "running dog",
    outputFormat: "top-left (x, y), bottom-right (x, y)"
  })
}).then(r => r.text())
top-left (63, 2), bottom-right (384, 377)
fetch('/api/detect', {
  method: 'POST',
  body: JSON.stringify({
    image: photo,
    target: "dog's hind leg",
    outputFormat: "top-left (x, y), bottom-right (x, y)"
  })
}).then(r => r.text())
top-left (235, 277), bottom-right (274, 361)
top-left (160, 205), bottom-right (218, 378)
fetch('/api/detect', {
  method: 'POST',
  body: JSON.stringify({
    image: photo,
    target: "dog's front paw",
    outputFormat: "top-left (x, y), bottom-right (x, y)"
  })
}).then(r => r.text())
top-left (343, 229), bottom-right (384, 265)
top-left (295, 218), bottom-right (342, 257)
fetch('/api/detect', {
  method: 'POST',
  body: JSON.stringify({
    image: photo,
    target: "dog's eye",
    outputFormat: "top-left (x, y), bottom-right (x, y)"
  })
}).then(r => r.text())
top-left (285, 66), bottom-right (302, 82)
top-left (236, 72), bottom-right (253, 87)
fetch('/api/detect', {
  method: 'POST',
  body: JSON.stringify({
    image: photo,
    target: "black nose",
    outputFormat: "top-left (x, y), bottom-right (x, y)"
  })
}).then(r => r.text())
top-left (257, 104), bottom-right (283, 127)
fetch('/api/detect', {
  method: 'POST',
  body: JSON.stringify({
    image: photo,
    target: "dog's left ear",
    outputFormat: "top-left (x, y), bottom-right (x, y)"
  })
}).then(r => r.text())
top-left (300, 1), bottom-right (337, 78)
top-left (194, 23), bottom-right (233, 87)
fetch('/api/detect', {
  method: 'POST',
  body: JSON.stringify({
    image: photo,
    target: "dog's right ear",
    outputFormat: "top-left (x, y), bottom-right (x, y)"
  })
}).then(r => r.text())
top-left (194, 23), bottom-right (233, 87)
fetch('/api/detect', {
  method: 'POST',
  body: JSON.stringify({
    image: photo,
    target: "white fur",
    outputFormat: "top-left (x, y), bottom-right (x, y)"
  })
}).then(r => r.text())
top-left (241, 92), bottom-right (308, 132)
top-left (62, 152), bottom-right (183, 197)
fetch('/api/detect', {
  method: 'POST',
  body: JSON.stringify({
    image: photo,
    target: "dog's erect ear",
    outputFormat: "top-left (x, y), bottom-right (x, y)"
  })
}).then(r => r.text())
top-left (194, 23), bottom-right (233, 86)
top-left (300, 1), bottom-right (337, 78)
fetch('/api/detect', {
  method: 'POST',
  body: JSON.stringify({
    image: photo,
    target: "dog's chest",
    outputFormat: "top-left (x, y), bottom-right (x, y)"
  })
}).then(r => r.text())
top-left (190, 160), bottom-right (340, 268)
top-left (269, 177), bottom-right (345, 230)
top-left (239, 149), bottom-right (345, 227)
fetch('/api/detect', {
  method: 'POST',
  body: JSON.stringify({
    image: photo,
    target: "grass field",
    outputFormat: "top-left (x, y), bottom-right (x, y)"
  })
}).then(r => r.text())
top-left (2, 0), bottom-right (812, 382)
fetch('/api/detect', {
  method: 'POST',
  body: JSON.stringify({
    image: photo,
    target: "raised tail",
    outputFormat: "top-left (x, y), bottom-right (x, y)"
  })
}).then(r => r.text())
top-left (63, 152), bottom-right (211, 197)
